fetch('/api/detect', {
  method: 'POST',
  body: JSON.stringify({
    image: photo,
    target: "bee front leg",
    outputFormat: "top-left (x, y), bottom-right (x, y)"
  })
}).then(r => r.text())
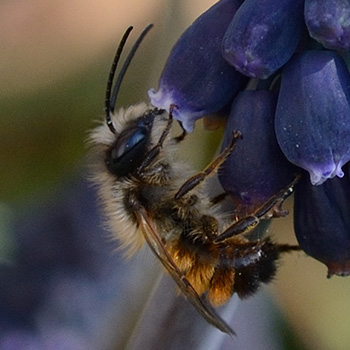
top-left (215, 175), bottom-right (301, 243)
top-left (137, 107), bottom-right (175, 175)
top-left (173, 121), bottom-right (188, 143)
top-left (174, 131), bottom-right (242, 200)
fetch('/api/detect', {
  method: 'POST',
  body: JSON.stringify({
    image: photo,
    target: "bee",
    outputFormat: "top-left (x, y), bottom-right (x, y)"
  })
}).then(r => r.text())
top-left (89, 25), bottom-right (300, 335)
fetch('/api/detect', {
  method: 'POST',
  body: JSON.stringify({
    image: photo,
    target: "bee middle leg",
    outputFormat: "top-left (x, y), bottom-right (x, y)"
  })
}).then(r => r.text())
top-left (215, 175), bottom-right (301, 243)
top-left (174, 131), bottom-right (242, 200)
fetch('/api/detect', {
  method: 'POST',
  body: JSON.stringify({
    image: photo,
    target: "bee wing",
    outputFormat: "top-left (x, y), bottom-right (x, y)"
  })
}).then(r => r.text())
top-left (134, 207), bottom-right (235, 336)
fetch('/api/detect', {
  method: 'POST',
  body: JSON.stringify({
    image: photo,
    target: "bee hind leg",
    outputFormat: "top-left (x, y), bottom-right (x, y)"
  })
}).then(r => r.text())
top-left (215, 175), bottom-right (301, 243)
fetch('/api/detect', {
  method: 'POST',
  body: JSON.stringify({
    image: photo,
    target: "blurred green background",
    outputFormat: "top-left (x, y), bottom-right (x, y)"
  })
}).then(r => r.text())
top-left (1, 1), bottom-right (350, 349)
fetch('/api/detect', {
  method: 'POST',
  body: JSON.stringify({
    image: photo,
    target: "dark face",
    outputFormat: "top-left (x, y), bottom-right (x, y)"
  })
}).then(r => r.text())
top-left (105, 111), bottom-right (156, 177)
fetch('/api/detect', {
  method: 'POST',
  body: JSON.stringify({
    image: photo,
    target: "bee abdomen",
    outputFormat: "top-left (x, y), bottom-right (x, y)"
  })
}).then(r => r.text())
top-left (234, 240), bottom-right (279, 298)
top-left (208, 239), bottom-right (280, 305)
top-left (208, 266), bottom-right (235, 306)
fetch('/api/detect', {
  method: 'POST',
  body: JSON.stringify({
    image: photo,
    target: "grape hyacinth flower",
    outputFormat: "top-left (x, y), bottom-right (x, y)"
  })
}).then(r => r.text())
top-left (149, 0), bottom-right (350, 276)
top-left (275, 50), bottom-right (350, 186)
top-left (149, 0), bottom-right (246, 132)
top-left (305, 0), bottom-right (350, 51)
top-left (218, 90), bottom-right (297, 213)
top-left (222, 0), bottom-right (304, 79)
top-left (294, 165), bottom-right (350, 277)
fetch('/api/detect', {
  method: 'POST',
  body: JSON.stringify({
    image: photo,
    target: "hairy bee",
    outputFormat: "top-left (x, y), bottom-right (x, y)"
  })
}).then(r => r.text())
top-left (90, 25), bottom-right (299, 335)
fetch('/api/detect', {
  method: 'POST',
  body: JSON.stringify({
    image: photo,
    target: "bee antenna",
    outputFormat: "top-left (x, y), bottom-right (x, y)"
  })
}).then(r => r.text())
top-left (105, 24), bottom-right (154, 133)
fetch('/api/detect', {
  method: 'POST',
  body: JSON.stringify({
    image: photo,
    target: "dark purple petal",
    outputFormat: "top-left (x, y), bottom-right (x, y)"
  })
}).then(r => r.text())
top-left (222, 0), bottom-right (304, 79)
top-left (305, 0), bottom-right (350, 50)
top-left (148, 0), bottom-right (245, 132)
top-left (275, 50), bottom-right (350, 185)
top-left (294, 166), bottom-right (350, 277)
top-left (219, 90), bottom-right (297, 212)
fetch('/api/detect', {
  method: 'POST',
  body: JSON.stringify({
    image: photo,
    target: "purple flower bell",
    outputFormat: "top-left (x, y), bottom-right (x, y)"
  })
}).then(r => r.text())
top-left (294, 166), bottom-right (350, 277)
top-left (147, 0), bottom-right (350, 276)
top-left (275, 50), bottom-right (350, 185)
top-left (222, 0), bottom-right (304, 79)
top-left (148, 0), bottom-right (246, 132)
top-left (219, 90), bottom-right (297, 212)
top-left (305, 0), bottom-right (350, 51)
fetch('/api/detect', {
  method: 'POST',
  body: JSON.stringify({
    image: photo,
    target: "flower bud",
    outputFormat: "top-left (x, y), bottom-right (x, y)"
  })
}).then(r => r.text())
top-left (219, 90), bottom-right (297, 212)
top-left (305, 0), bottom-right (350, 50)
top-left (294, 166), bottom-right (350, 277)
top-left (222, 0), bottom-right (304, 79)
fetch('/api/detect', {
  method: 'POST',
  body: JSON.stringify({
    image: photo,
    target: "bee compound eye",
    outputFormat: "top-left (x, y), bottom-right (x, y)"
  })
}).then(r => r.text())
top-left (106, 126), bottom-right (149, 177)
top-left (116, 128), bottom-right (147, 158)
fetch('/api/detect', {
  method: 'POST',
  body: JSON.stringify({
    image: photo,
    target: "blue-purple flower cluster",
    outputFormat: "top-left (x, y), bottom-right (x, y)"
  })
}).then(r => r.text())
top-left (149, 0), bottom-right (350, 276)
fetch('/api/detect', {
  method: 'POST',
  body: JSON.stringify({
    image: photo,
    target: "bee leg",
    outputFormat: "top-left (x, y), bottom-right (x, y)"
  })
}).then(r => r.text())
top-left (276, 244), bottom-right (301, 252)
top-left (173, 121), bottom-right (187, 143)
top-left (174, 131), bottom-right (242, 200)
top-left (137, 106), bottom-right (177, 174)
top-left (210, 192), bottom-right (228, 205)
top-left (215, 175), bottom-right (301, 243)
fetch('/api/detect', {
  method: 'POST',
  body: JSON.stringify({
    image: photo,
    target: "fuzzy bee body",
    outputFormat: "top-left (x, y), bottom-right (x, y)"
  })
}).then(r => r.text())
top-left (90, 102), bottom-right (296, 335)
top-left (89, 26), bottom-right (299, 335)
